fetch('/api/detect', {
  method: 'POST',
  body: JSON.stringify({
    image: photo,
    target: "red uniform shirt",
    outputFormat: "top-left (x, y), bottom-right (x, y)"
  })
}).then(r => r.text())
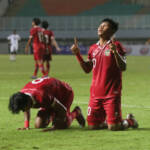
top-left (30, 26), bottom-right (45, 59)
top-left (43, 29), bottom-right (54, 54)
top-left (88, 40), bottom-right (126, 99)
top-left (30, 26), bottom-right (44, 45)
top-left (43, 29), bottom-right (54, 45)
top-left (20, 77), bottom-right (73, 109)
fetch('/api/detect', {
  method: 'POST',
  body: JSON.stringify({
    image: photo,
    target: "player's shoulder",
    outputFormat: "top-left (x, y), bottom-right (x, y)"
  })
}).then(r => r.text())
top-left (114, 40), bottom-right (122, 46)
top-left (37, 26), bottom-right (43, 31)
top-left (114, 40), bottom-right (126, 54)
top-left (30, 26), bottom-right (41, 31)
top-left (30, 27), bottom-right (34, 31)
top-left (45, 29), bottom-right (53, 35)
top-left (91, 42), bottom-right (98, 46)
top-left (114, 40), bottom-right (124, 49)
top-left (43, 29), bottom-right (48, 33)
top-left (89, 43), bottom-right (98, 51)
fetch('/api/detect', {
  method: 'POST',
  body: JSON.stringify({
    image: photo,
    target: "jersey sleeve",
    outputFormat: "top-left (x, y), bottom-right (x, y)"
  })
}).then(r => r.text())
top-left (30, 28), bottom-right (35, 38)
top-left (88, 45), bottom-right (94, 60)
top-left (18, 35), bottom-right (21, 40)
top-left (50, 31), bottom-right (54, 37)
top-left (115, 41), bottom-right (126, 56)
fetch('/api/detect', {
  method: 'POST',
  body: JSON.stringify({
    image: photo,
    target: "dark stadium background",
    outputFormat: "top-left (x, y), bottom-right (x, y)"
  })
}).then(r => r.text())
top-left (0, 0), bottom-right (150, 55)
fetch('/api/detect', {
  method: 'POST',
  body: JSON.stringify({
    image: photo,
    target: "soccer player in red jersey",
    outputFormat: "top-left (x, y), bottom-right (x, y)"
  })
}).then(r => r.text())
top-left (25, 18), bottom-right (46, 79)
top-left (41, 20), bottom-right (61, 75)
top-left (8, 77), bottom-right (85, 130)
top-left (71, 18), bottom-right (138, 131)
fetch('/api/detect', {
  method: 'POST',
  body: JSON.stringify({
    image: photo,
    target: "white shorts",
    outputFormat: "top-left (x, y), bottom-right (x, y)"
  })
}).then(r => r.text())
top-left (10, 45), bottom-right (18, 53)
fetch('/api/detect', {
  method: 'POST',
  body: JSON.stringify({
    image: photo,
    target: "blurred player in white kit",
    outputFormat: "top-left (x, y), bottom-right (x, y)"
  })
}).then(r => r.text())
top-left (7, 30), bottom-right (21, 61)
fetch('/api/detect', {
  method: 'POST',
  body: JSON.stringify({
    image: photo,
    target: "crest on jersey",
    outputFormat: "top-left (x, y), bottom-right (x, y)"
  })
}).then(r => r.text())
top-left (104, 49), bottom-right (110, 56)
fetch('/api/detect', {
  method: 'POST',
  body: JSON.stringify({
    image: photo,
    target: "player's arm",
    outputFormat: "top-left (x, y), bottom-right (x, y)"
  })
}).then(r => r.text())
top-left (18, 35), bottom-right (21, 41)
top-left (70, 37), bottom-right (93, 73)
top-left (51, 36), bottom-right (61, 52)
top-left (25, 37), bottom-right (32, 54)
top-left (7, 36), bottom-right (10, 40)
top-left (109, 42), bottom-right (126, 71)
top-left (18, 110), bottom-right (30, 130)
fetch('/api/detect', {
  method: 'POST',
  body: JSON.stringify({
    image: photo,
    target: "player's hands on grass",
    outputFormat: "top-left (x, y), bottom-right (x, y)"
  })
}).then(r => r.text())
top-left (17, 127), bottom-right (30, 130)
top-left (42, 126), bottom-right (56, 132)
top-left (70, 37), bottom-right (80, 54)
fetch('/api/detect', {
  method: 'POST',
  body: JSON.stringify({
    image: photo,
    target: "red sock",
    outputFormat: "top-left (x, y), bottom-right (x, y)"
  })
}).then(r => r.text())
top-left (33, 63), bottom-right (39, 76)
top-left (39, 64), bottom-right (46, 75)
top-left (126, 119), bottom-right (134, 127)
top-left (46, 63), bottom-right (50, 74)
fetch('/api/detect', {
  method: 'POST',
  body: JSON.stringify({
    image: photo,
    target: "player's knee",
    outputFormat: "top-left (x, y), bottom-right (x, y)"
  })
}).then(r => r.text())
top-left (35, 117), bottom-right (48, 128)
top-left (35, 122), bottom-right (42, 128)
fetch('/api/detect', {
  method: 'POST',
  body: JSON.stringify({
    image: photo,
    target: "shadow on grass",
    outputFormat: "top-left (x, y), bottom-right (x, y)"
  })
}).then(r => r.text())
top-left (135, 128), bottom-right (150, 131)
top-left (26, 126), bottom-right (150, 132)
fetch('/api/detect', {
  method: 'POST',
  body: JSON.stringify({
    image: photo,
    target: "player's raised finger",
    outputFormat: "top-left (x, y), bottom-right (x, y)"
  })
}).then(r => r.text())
top-left (74, 37), bottom-right (78, 46)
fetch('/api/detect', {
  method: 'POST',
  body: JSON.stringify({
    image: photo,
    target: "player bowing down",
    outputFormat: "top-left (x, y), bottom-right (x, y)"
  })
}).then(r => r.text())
top-left (8, 77), bottom-right (85, 130)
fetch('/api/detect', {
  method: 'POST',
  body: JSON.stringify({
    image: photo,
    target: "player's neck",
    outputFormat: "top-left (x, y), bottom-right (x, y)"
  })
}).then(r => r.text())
top-left (99, 38), bottom-right (110, 47)
top-left (33, 25), bottom-right (39, 28)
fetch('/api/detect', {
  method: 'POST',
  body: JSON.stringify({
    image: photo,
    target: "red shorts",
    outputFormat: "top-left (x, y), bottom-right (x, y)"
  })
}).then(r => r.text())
top-left (33, 44), bottom-right (44, 61)
top-left (38, 90), bottom-right (74, 128)
top-left (87, 96), bottom-right (122, 126)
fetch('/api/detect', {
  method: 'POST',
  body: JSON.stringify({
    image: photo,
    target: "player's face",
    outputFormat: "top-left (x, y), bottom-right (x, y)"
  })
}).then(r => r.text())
top-left (97, 22), bottom-right (113, 38)
top-left (32, 21), bottom-right (35, 27)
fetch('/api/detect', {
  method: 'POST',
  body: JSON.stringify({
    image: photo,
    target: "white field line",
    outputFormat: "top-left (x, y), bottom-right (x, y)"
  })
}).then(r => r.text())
top-left (74, 101), bottom-right (150, 109)
top-left (1, 96), bottom-right (150, 109)
top-left (0, 72), bottom-right (31, 75)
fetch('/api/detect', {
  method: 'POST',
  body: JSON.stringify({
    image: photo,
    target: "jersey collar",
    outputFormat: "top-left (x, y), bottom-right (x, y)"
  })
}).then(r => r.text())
top-left (96, 40), bottom-right (111, 50)
top-left (24, 93), bottom-right (36, 106)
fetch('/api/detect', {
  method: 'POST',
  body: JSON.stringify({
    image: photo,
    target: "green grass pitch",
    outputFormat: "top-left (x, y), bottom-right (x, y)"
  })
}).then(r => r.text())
top-left (0, 54), bottom-right (150, 150)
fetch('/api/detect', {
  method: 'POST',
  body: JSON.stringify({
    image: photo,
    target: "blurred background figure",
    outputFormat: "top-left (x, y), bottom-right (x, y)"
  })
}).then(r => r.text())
top-left (7, 29), bottom-right (21, 61)
top-left (42, 20), bottom-right (61, 76)
top-left (1, 0), bottom-right (150, 56)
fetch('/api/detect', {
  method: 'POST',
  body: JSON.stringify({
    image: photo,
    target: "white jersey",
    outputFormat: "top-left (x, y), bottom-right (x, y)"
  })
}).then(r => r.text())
top-left (7, 34), bottom-right (21, 46)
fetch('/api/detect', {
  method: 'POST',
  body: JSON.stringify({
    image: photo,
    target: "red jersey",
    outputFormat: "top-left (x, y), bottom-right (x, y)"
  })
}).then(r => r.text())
top-left (43, 29), bottom-right (54, 46)
top-left (88, 40), bottom-right (126, 99)
top-left (20, 77), bottom-right (73, 109)
top-left (43, 29), bottom-right (54, 54)
top-left (30, 26), bottom-right (43, 45)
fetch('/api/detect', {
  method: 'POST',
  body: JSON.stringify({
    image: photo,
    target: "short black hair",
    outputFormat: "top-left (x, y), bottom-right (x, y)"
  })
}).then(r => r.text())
top-left (101, 18), bottom-right (119, 33)
top-left (8, 92), bottom-right (30, 114)
top-left (33, 18), bottom-right (41, 25)
top-left (42, 20), bottom-right (49, 29)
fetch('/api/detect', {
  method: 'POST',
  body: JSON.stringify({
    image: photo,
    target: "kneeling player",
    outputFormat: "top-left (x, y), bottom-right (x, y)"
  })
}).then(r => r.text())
top-left (8, 77), bottom-right (85, 130)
